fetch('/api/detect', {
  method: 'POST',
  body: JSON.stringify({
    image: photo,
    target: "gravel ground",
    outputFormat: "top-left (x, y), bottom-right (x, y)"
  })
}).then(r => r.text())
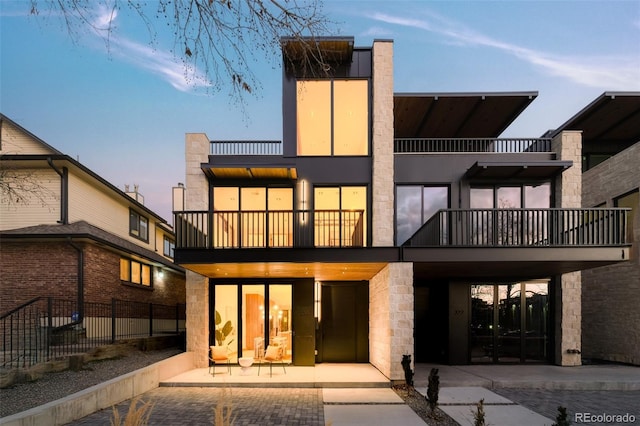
top-left (0, 348), bottom-right (182, 418)
top-left (393, 384), bottom-right (459, 426)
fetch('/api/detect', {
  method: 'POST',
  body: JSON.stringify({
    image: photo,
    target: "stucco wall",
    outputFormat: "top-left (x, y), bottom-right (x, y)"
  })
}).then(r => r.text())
top-left (581, 142), bottom-right (640, 365)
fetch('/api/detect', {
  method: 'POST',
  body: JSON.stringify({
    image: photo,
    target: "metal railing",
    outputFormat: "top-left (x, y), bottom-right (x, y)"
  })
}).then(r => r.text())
top-left (404, 208), bottom-right (630, 247)
top-left (174, 209), bottom-right (365, 249)
top-left (210, 140), bottom-right (283, 155)
top-left (0, 297), bottom-right (186, 369)
top-left (394, 138), bottom-right (552, 153)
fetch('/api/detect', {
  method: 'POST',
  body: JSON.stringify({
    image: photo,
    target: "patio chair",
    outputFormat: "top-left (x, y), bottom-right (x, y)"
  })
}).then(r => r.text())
top-left (209, 345), bottom-right (231, 376)
top-left (257, 345), bottom-right (286, 377)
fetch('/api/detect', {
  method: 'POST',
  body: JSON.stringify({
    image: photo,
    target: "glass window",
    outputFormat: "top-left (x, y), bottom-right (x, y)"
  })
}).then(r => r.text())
top-left (163, 236), bottom-right (175, 258)
top-left (120, 258), bottom-right (152, 287)
top-left (242, 285), bottom-right (265, 359)
top-left (314, 186), bottom-right (367, 247)
top-left (396, 185), bottom-right (449, 245)
top-left (119, 258), bottom-right (130, 281)
top-left (131, 261), bottom-right (141, 284)
top-left (297, 81), bottom-right (331, 155)
top-left (524, 183), bottom-right (551, 208)
top-left (297, 80), bottom-right (368, 156)
top-left (129, 210), bottom-right (149, 241)
top-left (334, 80), bottom-right (368, 155)
top-left (214, 285), bottom-right (238, 363)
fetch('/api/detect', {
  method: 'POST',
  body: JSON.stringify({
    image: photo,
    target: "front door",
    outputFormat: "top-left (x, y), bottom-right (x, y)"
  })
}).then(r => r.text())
top-left (320, 282), bottom-right (368, 362)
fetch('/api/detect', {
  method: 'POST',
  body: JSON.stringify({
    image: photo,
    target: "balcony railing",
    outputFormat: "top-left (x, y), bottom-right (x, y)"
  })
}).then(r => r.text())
top-left (210, 140), bottom-right (283, 155)
top-left (175, 209), bottom-right (364, 249)
top-left (404, 208), bottom-right (630, 247)
top-left (394, 138), bottom-right (552, 153)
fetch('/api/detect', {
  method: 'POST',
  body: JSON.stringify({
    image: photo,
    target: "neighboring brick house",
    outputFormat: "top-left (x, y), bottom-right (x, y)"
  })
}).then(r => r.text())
top-left (552, 93), bottom-right (639, 366)
top-left (172, 37), bottom-right (631, 381)
top-left (0, 114), bottom-right (186, 314)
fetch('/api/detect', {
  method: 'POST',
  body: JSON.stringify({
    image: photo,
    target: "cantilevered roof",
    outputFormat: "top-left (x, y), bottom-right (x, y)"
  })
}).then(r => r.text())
top-left (281, 36), bottom-right (355, 66)
top-left (465, 160), bottom-right (573, 179)
top-left (550, 92), bottom-right (640, 143)
top-left (394, 92), bottom-right (538, 139)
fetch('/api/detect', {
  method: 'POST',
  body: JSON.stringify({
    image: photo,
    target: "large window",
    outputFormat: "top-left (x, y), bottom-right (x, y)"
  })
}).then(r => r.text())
top-left (314, 186), bottom-right (367, 247)
top-left (396, 186), bottom-right (449, 245)
top-left (129, 209), bottom-right (149, 242)
top-left (297, 80), bottom-right (368, 156)
top-left (212, 186), bottom-right (293, 248)
top-left (120, 258), bottom-right (152, 287)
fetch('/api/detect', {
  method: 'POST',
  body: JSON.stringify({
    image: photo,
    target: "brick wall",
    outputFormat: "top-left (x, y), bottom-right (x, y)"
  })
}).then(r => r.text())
top-left (581, 142), bottom-right (640, 365)
top-left (0, 241), bottom-right (185, 314)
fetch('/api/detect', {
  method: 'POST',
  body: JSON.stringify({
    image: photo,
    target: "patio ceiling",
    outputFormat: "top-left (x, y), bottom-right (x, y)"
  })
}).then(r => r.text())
top-left (182, 262), bottom-right (389, 281)
top-left (394, 92), bottom-right (537, 139)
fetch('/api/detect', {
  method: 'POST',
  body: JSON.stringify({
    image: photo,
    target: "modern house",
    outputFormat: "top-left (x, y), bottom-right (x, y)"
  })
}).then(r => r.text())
top-left (552, 92), bottom-right (639, 366)
top-left (0, 114), bottom-right (186, 315)
top-left (173, 38), bottom-right (631, 381)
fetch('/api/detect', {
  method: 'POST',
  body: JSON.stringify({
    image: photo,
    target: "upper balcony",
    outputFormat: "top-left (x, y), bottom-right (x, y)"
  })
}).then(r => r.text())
top-left (394, 138), bottom-right (552, 154)
top-left (211, 140), bottom-right (283, 156)
top-left (174, 209), bottom-right (364, 249)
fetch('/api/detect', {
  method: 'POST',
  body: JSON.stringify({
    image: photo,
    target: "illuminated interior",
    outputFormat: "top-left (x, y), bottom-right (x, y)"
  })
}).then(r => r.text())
top-left (296, 80), bottom-right (369, 156)
top-left (314, 186), bottom-right (367, 247)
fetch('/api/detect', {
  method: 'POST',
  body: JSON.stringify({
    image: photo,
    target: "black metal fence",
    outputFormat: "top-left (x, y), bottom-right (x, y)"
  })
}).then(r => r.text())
top-left (394, 138), bottom-right (552, 153)
top-left (0, 297), bottom-right (186, 369)
top-left (404, 208), bottom-right (630, 247)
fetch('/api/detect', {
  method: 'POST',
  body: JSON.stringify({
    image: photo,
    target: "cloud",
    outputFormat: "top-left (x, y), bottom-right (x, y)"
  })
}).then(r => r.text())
top-left (87, 5), bottom-right (211, 92)
top-left (360, 26), bottom-right (394, 37)
top-left (369, 11), bottom-right (640, 90)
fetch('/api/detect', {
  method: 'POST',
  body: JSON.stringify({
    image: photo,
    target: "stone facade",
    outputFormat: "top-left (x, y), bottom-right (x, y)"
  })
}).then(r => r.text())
top-left (371, 40), bottom-right (395, 248)
top-left (369, 263), bottom-right (413, 381)
top-left (581, 142), bottom-right (640, 365)
top-left (552, 131), bottom-right (583, 366)
top-left (184, 134), bottom-right (211, 367)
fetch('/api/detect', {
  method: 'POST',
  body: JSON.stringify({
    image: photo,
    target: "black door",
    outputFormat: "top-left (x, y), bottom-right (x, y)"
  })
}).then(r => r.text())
top-left (321, 282), bottom-right (368, 362)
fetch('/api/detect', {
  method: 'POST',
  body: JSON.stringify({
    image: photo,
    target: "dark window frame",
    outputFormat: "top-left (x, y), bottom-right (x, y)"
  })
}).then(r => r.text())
top-left (163, 235), bottom-right (175, 258)
top-left (129, 209), bottom-right (149, 242)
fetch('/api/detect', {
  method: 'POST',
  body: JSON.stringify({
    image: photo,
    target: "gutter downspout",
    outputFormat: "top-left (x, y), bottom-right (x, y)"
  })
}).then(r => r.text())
top-left (67, 238), bottom-right (84, 322)
top-left (47, 158), bottom-right (68, 225)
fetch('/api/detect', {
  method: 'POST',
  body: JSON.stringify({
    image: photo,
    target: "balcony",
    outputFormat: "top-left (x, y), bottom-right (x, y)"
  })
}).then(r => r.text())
top-left (394, 138), bottom-right (552, 153)
top-left (404, 208), bottom-right (630, 247)
top-left (174, 210), bottom-right (364, 249)
top-left (210, 140), bottom-right (283, 156)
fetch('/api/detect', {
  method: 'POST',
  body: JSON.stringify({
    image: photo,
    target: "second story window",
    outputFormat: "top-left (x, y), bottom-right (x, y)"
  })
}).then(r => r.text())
top-left (297, 79), bottom-right (369, 156)
top-left (163, 236), bottom-right (175, 258)
top-left (129, 209), bottom-right (148, 242)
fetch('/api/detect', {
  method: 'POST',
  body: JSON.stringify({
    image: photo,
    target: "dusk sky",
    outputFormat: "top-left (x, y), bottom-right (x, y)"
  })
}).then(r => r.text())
top-left (2, 1), bottom-right (639, 221)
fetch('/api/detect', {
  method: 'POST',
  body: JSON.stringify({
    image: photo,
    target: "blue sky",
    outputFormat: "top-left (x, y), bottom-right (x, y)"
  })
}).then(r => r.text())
top-left (2, 1), bottom-right (639, 221)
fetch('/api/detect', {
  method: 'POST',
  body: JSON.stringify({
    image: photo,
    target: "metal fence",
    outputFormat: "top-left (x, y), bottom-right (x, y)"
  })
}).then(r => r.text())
top-left (404, 208), bottom-right (630, 247)
top-left (0, 297), bottom-right (186, 369)
top-left (394, 138), bottom-right (552, 153)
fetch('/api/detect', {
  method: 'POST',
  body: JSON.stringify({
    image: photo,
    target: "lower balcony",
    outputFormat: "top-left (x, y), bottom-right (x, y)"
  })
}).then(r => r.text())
top-left (174, 210), bottom-right (365, 249)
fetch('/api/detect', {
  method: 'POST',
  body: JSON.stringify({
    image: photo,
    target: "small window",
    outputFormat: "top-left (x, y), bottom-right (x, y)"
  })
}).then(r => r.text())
top-left (120, 257), bottom-right (153, 288)
top-left (163, 236), bottom-right (175, 258)
top-left (129, 209), bottom-right (149, 242)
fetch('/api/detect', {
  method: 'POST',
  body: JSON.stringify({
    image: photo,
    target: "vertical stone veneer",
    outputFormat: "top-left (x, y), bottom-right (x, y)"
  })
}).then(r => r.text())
top-left (370, 40), bottom-right (414, 380)
top-left (184, 133), bottom-right (210, 367)
top-left (552, 131), bottom-right (582, 366)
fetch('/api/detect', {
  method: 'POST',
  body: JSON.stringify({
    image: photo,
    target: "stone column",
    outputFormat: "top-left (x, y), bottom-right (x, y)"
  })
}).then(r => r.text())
top-left (370, 263), bottom-right (413, 381)
top-left (184, 133), bottom-right (211, 367)
top-left (552, 130), bottom-right (582, 366)
top-left (371, 40), bottom-right (395, 247)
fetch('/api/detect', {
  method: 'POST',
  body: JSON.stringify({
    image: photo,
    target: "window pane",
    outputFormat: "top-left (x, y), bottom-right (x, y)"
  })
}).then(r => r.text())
top-left (470, 188), bottom-right (494, 208)
top-left (214, 187), bottom-right (239, 211)
top-left (120, 258), bottom-right (130, 281)
top-left (215, 285), bottom-right (238, 363)
top-left (525, 183), bottom-right (550, 208)
top-left (314, 187), bottom-right (340, 246)
top-left (297, 81), bottom-right (331, 155)
top-left (241, 188), bottom-right (266, 247)
top-left (269, 284), bottom-right (292, 362)
top-left (141, 265), bottom-right (151, 286)
top-left (334, 80), bottom-right (368, 155)
top-left (139, 216), bottom-right (148, 240)
top-left (131, 261), bottom-right (141, 284)
top-left (242, 285), bottom-right (265, 359)
top-left (268, 188), bottom-right (293, 247)
top-left (396, 186), bottom-right (422, 245)
top-left (497, 187), bottom-right (521, 208)
top-left (129, 211), bottom-right (139, 236)
top-left (423, 187), bottom-right (448, 221)
top-left (341, 186), bottom-right (367, 247)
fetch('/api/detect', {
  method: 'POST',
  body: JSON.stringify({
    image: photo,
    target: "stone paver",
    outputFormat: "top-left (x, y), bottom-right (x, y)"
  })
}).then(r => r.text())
top-left (493, 389), bottom-right (640, 425)
top-left (71, 387), bottom-right (324, 426)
